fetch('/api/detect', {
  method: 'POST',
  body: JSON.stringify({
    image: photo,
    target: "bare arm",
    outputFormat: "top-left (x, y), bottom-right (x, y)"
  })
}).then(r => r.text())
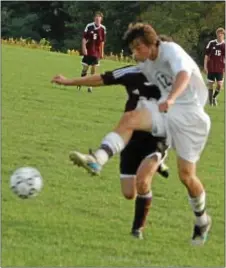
top-left (52, 74), bottom-right (104, 87)
top-left (159, 71), bottom-right (190, 112)
top-left (100, 42), bottom-right (105, 58)
top-left (82, 38), bottom-right (87, 55)
top-left (167, 71), bottom-right (190, 101)
top-left (204, 55), bottom-right (209, 73)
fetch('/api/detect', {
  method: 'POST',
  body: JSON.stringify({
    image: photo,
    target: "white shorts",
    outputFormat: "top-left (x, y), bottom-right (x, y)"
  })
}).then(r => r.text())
top-left (136, 99), bottom-right (211, 163)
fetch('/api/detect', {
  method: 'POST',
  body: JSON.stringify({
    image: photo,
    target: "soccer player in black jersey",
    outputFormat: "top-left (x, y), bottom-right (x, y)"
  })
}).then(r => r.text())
top-left (51, 65), bottom-right (169, 239)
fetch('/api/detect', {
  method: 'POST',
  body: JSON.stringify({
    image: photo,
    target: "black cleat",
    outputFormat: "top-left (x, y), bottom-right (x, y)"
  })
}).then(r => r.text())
top-left (131, 229), bottom-right (143, 240)
top-left (87, 87), bottom-right (92, 93)
top-left (157, 163), bottom-right (169, 178)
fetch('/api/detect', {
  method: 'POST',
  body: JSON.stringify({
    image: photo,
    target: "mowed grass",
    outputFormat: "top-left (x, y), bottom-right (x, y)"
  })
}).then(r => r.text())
top-left (2, 45), bottom-right (225, 267)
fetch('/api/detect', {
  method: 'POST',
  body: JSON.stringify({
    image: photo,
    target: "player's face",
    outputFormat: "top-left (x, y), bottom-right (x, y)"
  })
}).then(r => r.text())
top-left (94, 15), bottom-right (102, 26)
top-left (130, 39), bottom-right (158, 62)
top-left (216, 31), bottom-right (224, 42)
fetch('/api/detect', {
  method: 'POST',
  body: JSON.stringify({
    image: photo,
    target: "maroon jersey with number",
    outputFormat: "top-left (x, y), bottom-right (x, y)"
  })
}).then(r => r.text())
top-left (83, 22), bottom-right (106, 58)
top-left (205, 39), bottom-right (225, 73)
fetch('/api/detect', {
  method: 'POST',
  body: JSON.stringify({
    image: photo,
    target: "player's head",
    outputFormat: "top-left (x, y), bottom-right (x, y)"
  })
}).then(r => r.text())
top-left (123, 23), bottom-right (160, 62)
top-left (216, 27), bottom-right (225, 42)
top-left (94, 11), bottom-right (103, 26)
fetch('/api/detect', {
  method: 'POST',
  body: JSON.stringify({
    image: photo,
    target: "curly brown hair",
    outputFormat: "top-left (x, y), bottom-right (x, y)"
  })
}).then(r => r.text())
top-left (123, 23), bottom-right (158, 47)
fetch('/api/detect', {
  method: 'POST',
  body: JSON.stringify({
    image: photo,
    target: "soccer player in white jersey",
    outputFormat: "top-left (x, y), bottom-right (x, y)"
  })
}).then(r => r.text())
top-left (65, 23), bottom-right (212, 245)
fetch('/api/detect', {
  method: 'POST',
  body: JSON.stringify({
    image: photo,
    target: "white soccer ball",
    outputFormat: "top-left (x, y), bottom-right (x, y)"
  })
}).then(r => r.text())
top-left (10, 167), bottom-right (43, 199)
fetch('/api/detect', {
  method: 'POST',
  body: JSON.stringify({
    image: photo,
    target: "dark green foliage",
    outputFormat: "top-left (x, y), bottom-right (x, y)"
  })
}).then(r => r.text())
top-left (1, 1), bottom-right (225, 65)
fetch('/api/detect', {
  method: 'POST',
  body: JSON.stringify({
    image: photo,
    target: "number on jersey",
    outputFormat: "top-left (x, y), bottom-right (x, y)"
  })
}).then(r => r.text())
top-left (215, 50), bottom-right (221, 56)
top-left (93, 33), bottom-right (97, 40)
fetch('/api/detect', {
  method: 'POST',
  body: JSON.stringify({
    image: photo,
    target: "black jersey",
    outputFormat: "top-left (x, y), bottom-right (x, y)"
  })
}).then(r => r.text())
top-left (101, 65), bottom-right (161, 112)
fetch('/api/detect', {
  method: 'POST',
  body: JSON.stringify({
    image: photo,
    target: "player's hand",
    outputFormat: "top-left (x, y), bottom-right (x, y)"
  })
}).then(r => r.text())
top-left (51, 75), bottom-right (67, 85)
top-left (158, 98), bottom-right (174, 112)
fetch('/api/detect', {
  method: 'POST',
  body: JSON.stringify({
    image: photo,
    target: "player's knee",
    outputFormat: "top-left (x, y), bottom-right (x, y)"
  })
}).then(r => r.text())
top-left (217, 82), bottom-right (223, 89)
top-left (136, 178), bottom-right (149, 195)
top-left (120, 177), bottom-right (136, 199)
top-left (178, 166), bottom-right (194, 184)
top-left (121, 188), bottom-right (136, 200)
top-left (208, 82), bottom-right (214, 89)
top-left (123, 192), bottom-right (136, 200)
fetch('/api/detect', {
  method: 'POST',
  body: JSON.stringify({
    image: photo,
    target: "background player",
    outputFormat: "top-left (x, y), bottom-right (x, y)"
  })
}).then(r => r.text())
top-left (78, 11), bottom-right (106, 93)
top-left (204, 27), bottom-right (225, 106)
top-left (51, 66), bottom-right (169, 239)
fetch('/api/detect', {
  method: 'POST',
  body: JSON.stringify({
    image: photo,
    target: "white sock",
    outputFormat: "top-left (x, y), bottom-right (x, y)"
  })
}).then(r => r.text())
top-left (94, 132), bottom-right (126, 166)
top-left (94, 149), bottom-right (109, 166)
top-left (137, 191), bottom-right (152, 199)
top-left (189, 191), bottom-right (208, 226)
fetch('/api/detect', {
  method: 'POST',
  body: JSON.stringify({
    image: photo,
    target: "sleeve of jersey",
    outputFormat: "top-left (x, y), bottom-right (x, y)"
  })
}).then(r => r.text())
top-left (83, 24), bottom-right (89, 39)
top-left (103, 27), bottom-right (107, 42)
top-left (205, 41), bottom-right (211, 55)
top-left (165, 43), bottom-right (193, 77)
top-left (101, 71), bottom-right (122, 85)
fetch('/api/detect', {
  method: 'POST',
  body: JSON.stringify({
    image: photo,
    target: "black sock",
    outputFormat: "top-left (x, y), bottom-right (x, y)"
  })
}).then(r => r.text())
top-left (81, 70), bottom-right (87, 77)
top-left (208, 89), bottom-right (213, 102)
top-left (132, 193), bottom-right (152, 231)
top-left (213, 88), bottom-right (220, 98)
top-left (99, 144), bottom-right (114, 158)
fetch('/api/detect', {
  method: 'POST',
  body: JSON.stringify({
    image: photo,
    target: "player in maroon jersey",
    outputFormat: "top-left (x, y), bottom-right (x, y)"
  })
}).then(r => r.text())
top-left (78, 11), bottom-right (106, 93)
top-left (204, 27), bottom-right (225, 106)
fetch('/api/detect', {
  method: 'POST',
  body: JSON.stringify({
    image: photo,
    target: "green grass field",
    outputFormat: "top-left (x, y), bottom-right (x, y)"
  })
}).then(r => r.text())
top-left (2, 45), bottom-right (225, 267)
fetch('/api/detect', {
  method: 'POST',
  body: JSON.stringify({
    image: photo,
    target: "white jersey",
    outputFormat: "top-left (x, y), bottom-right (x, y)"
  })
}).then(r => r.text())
top-left (138, 42), bottom-right (208, 107)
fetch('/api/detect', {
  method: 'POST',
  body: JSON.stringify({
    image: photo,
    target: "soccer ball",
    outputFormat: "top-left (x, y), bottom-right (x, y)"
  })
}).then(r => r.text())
top-left (10, 167), bottom-right (43, 199)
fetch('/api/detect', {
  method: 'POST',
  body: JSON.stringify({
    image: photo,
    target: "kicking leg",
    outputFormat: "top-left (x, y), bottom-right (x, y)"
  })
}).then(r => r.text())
top-left (69, 108), bottom-right (153, 175)
top-left (177, 157), bottom-right (212, 245)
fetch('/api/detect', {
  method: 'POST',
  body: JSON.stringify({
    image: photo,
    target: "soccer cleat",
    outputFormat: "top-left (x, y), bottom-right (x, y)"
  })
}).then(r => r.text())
top-left (131, 229), bottom-right (143, 240)
top-left (69, 151), bottom-right (102, 175)
top-left (157, 162), bottom-right (169, 178)
top-left (213, 98), bottom-right (218, 106)
top-left (77, 86), bottom-right (81, 91)
top-left (87, 87), bottom-right (92, 93)
top-left (191, 215), bottom-right (212, 245)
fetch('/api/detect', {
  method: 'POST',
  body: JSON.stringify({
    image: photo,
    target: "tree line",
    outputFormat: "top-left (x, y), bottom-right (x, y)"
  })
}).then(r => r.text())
top-left (1, 1), bottom-right (225, 66)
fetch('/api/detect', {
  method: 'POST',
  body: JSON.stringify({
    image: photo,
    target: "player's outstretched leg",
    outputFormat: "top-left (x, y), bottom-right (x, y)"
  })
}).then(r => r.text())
top-left (69, 109), bottom-right (151, 175)
top-left (131, 155), bottom-right (159, 239)
top-left (178, 157), bottom-right (212, 245)
top-left (69, 150), bottom-right (102, 175)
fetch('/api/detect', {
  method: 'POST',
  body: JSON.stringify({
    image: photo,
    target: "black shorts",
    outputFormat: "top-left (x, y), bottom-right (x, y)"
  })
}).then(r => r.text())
top-left (81, 55), bottom-right (99, 66)
top-left (120, 131), bottom-right (167, 177)
top-left (207, 72), bottom-right (224, 82)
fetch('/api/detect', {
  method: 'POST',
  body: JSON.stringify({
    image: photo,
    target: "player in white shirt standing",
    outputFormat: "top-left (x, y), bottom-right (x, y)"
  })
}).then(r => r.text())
top-left (69, 23), bottom-right (211, 245)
